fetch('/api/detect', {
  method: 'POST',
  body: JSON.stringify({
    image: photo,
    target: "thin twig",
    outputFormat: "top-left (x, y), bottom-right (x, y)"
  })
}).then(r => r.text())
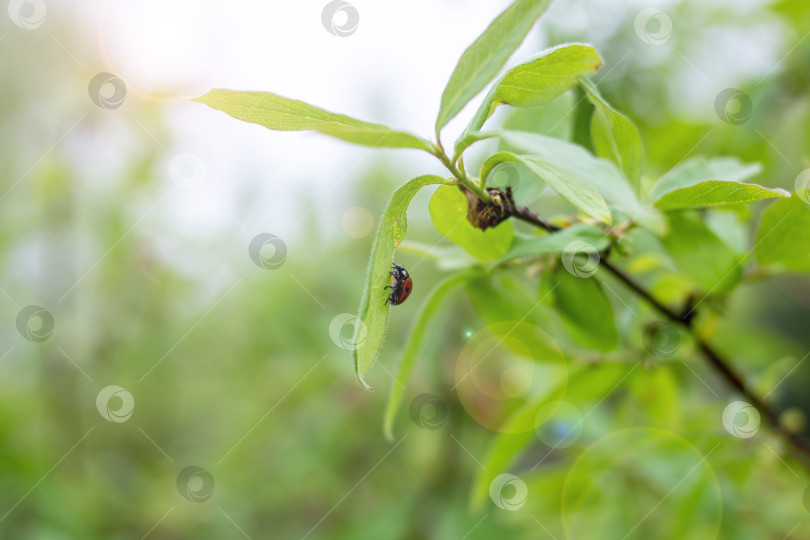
top-left (510, 204), bottom-right (810, 470)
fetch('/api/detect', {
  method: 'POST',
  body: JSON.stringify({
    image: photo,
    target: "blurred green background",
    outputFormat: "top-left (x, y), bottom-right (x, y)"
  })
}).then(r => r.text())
top-left (2, 0), bottom-right (810, 538)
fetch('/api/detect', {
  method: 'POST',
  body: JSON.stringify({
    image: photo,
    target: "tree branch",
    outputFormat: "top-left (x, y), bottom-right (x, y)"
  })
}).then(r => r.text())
top-left (510, 204), bottom-right (810, 469)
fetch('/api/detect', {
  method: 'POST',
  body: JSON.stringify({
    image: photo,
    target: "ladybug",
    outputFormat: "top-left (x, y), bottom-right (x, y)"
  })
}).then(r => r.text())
top-left (385, 264), bottom-right (413, 306)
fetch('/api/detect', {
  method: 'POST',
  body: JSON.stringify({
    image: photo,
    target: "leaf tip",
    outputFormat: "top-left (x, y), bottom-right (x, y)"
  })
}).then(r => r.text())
top-left (353, 351), bottom-right (375, 391)
top-left (186, 95), bottom-right (211, 107)
top-left (357, 375), bottom-right (374, 392)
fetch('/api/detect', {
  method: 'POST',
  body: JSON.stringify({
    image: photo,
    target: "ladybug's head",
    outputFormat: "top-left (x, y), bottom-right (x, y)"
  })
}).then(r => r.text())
top-left (392, 263), bottom-right (409, 278)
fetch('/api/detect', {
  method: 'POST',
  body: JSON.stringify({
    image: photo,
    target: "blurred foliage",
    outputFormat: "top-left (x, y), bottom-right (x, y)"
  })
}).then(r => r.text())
top-left (2, 1), bottom-right (810, 539)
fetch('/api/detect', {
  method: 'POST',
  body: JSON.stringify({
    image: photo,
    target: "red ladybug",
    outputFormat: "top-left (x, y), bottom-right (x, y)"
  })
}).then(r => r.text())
top-left (385, 264), bottom-right (413, 306)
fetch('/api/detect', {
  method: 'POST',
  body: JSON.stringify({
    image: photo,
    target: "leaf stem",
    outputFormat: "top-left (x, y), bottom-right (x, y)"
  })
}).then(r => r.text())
top-left (431, 145), bottom-right (491, 202)
top-left (510, 204), bottom-right (810, 470)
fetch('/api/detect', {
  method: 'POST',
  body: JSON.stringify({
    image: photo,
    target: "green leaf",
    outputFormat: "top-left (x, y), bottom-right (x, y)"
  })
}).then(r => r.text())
top-left (456, 44), bottom-right (602, 152)
top-left (429, 185), bottom-right (514, 260)
top-left (383, 271), bottom-right (476, 440)
top-left (650, 156), bottom-right (763, 202)
top-left (660, 212), bottom-right (742, 294)
top-left (397, 241), bottom-right (477, 270)
top-left (354, 175), bottom-right (453, 389)
top-left (485, 160), bottom-right (545, 206)
top-left (551, 265), bottom-right (618, 352)
top-left (464, 272), bottom-right (572, 355)
top-left (193, 89), bottom-right (433, 152)
top-left (497, 131), bottom-right (661, 230)
top-left (654, 180), bottom-right (790, 210)
top-left (705, 209), bottom-right (748, 254)
top-left (436, 0), bottom-right (554, 131)
top-left (581, 78), bottom-right (642, 189)
top-left (481, 151), bottom-right (612, 224)
top-left (454, 131), bottom-right (499, 159)
top-left (502, 91), bottom-right (575, 141)
top-left (466, 273), bottom-right (548, 329)
top-left (497, 225), bottom-right (609, 263)
top-left (755, 195), bottom-right (810, 270)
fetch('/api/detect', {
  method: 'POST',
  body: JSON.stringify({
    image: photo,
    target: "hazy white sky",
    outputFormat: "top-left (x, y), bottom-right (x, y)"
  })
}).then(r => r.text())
top-left (60, 0), bottom-right (784, 252)
top-left (89, 0), bottom-right (555, 245)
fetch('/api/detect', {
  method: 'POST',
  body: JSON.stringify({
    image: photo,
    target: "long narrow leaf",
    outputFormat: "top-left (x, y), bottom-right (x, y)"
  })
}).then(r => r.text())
top-left (481, 151), bottom-right (612, 223)
top-left (436, 0), bottom-right (554, 131)
top-left (497, 131), bottom-right (663, 230)
top-left (354, 176), bottom-right (453, 389)
top-left (193, 89), bottom-right (434, 152)
top-left (581, 78), bottom-right (642, 189)
top-left (383, 271), bottom-right (477, 440)
top-left (456, 44), bottom-right (602, 153)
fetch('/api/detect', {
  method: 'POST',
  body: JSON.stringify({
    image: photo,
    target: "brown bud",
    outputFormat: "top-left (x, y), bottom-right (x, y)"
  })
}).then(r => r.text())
top-left (461, 186), bottom-right (514, 231)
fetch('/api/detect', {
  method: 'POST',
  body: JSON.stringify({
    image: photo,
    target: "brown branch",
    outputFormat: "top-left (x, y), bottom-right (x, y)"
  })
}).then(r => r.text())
top-left (510, 204), bottom-right (810, 469)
